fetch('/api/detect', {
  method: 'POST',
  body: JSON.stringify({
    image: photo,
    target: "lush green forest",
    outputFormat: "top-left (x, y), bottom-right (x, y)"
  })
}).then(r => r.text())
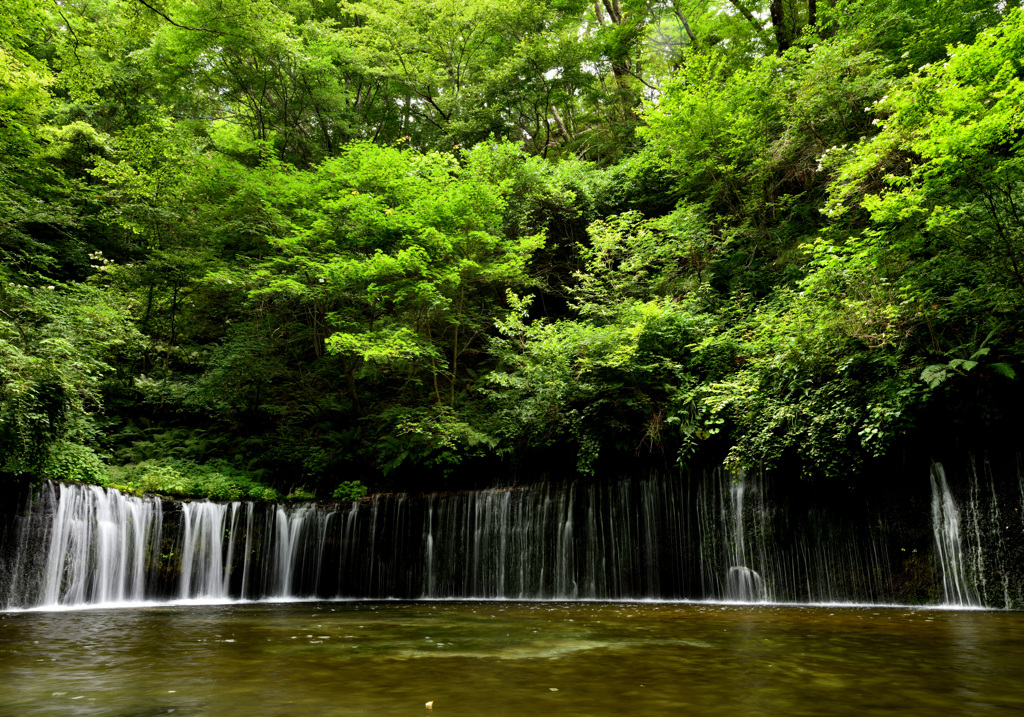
top-left (2, 0), bottom-right (1023, 500)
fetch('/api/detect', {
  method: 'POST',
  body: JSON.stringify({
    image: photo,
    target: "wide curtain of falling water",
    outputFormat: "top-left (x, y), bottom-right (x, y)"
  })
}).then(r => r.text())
top-left (2, 464), bottom-right (1020, 610)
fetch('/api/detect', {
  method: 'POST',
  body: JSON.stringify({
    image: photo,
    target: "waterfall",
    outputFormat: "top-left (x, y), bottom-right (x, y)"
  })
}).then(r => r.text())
top-left (723, 476), bottom-right (766, 602)
top-left (2, 463), bottom-right (1020, 610)
top-left (240, 502), bottom-right (255, 600)
top-left (943, 457), bottom-right (1021, 607)
top-left (272, 504), bottom-right (303, 597)
top-left (930, 463), bottom-right (979, 606)
top-left (180, 501), bottom-right (230, 599)
top-left (33, 483), bottom-right (162, 607)
top-left (422, 499), bottom-right (435, 597)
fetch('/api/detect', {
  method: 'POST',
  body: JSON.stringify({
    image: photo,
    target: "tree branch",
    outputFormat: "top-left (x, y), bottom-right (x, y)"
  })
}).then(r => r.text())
top-left (673, 7), bottom-right (698, 45)
top-left (727, 0), bottom-right (766, 36)
top-left (131, 0), bottom-right (234, 36)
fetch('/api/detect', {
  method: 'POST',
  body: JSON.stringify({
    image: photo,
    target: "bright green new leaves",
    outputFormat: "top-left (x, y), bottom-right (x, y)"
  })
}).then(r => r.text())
top-left (814, 0), bottom-right (1012, 70)
top-left (640, 35), bottom-right (891, 292)
top-left (342, 0), bottom-right (593, 153)
top-left (0, 40), bottom-right (51, 150)
top-left (90, 118), bottom-right (205, 247)
top-left (699, 12), bottom-right (1024, 477)
top-left (245, 141), bottom-right (544, 472)
top-left (831, 10), bottom-right (1024, 293)
top-left (489, 289), bottom-right (727, 472)
top-left (4, 0), bottom-right (1024, 493)
top-left (0, 5), bottom-right (69, 277)
top-left (572, 208), bottom-right (717, 314)
top-left (303, 142), bottom-right (543, 398)
top-left (345, 0), bottom-right (510, 126)
top-left (486, 205), bottom-right (736, 472)
top-left (824, 9), bottom-right (1024, 398)
top-left (0, 54), bottom-right (58, 273)
top-left (0, 282), bottom-right (142, 481)
top-left (702, 271), bottom-right (923, 479)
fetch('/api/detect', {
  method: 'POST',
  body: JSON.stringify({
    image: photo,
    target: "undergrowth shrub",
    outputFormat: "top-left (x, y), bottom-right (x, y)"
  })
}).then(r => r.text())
top-left (106, 459), bottom-right (279, 501)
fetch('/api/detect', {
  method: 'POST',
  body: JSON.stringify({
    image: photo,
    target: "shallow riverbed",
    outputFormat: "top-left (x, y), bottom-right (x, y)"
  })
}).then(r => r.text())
top-left (1, 601), bottom-right (1022, 715)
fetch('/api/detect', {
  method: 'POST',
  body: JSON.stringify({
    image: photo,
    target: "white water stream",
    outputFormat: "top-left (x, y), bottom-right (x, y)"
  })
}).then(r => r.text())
top-left (2, 463), bottom-right (1020, 610)
top-left (930, 463), bottom-right (979, 606)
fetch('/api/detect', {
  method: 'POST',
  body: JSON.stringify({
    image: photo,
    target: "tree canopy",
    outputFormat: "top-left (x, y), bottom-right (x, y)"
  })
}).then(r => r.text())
top-left (2, 0), bottom-right (1023, 497)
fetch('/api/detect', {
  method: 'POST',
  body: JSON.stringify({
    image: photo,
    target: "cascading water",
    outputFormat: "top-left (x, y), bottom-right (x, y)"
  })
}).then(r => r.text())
top-left (930, 463), bottom-right (979, 606)
top-left (0, 483), bottom-right (163, 607)
top-left (179, 500), bottom-right (244, 599)
top-left (723, 476), bottom-right (766, 602)
top-left (269, 503), bottom-right (336, 597)
top-left (2, 461), bottom-right (1022, 610)
top-left (938, 456), bottom-right (1024, 608)
top-left (38, 482), bottom-right (163, 606)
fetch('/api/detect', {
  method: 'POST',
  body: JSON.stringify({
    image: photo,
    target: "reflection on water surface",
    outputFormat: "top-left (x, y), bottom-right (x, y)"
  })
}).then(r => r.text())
top-left (1, 601), bottom-right (1022, 715)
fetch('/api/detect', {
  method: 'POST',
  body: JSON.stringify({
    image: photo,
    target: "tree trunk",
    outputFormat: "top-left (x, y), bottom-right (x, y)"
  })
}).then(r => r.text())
top-left (727, 0), bottom-right (766, 36)
top-left (143, 282), bottom-right (155, 336)
top-left (551, 104), bottom-right (573, 141)
top-left (345, 359), bottom-right (362, 416)
top-left (673, 7), bottom-right (698, 44)
top-left (169, 284), bottom-right (178, 344)
top-left (770, 0), bottom-right (793, 53)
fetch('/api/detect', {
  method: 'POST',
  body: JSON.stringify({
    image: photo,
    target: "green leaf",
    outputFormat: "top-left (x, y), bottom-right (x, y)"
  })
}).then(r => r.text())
top-left (990, 363), bottom-right (1017, 380)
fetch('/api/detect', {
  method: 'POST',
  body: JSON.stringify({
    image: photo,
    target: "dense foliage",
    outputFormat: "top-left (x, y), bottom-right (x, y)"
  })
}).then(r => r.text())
top-left (1, 0), bottom-right (1022, 498)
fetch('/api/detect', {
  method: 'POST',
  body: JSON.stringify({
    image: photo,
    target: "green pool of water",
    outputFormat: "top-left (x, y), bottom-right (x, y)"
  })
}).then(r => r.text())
top-left (2, 601), bottom-right (1022, 715)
